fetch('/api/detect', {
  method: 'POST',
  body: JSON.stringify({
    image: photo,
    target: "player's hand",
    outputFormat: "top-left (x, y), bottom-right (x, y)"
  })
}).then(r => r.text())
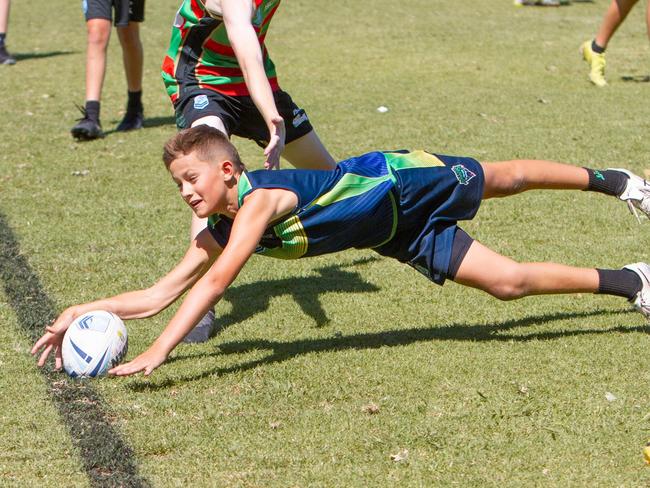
top-left (263, 117), bottom-right (286, 170)
top-left (108, 346), bottom-right (168, 377)
top-left (30, 307), bottom-right (77, 369)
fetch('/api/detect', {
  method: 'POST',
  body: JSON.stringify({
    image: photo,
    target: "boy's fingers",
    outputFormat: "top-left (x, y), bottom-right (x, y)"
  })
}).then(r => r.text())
top-left (55, 348), bottom-right (63, 370)
top-left (31, 333), bottom-right (51, 355)
top-left (37, 344), bottom-right (53, 367)
top-left (109, 361), bottom-right (142, 377)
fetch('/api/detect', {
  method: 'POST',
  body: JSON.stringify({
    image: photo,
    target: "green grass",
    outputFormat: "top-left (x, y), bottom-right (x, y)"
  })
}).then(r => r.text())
top-left (2, 0), bottom-right (650, 485)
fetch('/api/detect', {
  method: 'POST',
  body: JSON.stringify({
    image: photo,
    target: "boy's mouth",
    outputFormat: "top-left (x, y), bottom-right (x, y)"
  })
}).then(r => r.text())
top-left (189, 199), bottom-right (202, 209)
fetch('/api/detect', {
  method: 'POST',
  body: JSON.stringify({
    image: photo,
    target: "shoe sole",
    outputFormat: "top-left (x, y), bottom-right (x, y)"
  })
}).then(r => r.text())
top-left (115, 123), bottom-right (144, 132)
top-left (71, 129), bottom-right (104, 141)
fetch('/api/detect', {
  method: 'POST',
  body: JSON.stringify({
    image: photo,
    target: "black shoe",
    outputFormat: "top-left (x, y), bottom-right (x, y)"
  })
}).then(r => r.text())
top-left (71, 106), bottom-right (104, 140)
top-left (116, 108), bottom-right (144, 132)
top-left (0, 46), bottom-right (16, 65)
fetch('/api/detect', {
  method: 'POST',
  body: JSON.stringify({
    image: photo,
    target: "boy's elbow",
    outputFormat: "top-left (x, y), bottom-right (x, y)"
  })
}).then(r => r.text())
top-left (204, 276), bottom-right (228, 301)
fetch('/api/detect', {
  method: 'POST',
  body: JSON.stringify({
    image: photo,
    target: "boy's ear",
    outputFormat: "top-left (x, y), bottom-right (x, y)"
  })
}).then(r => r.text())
top-left (220, 159), bottom-right (235, 181)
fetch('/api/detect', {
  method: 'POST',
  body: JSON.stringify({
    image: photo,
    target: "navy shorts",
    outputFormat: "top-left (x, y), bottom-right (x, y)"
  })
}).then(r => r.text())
top-left (82, 0), bottom-right (145, 26)
top-left (375, 155), bottom-right (484, 285)
top-left (174, 88), bottom-right (314, 147)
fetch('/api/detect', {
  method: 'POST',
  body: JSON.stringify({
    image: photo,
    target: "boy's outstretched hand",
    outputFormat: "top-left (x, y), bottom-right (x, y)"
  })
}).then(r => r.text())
top-left (109, 346), bottom-right (167, 377)
top-left (30, 308), bottom-right (77, 369)
top-left (263, 117), bottom-right (286, 170)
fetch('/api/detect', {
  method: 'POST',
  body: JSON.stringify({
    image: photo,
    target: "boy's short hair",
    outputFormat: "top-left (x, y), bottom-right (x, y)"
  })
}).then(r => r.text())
top-left (163, 125), bottom-right (245, 171)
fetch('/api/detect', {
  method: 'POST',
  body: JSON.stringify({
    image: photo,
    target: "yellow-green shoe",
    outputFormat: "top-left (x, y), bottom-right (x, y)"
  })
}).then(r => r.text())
top-left (581, 40), bottom-right (607, 87)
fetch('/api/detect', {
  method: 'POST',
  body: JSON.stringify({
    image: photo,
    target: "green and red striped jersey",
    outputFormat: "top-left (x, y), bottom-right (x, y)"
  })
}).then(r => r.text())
top-left (162, 0), bottom-right (281, 102)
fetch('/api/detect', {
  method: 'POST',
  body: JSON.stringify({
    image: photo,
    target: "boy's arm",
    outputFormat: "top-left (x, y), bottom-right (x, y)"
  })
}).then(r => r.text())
top-left (221, 0), bottom-right (286, 170)
top-left (31, 230), bottom-right (221, 369)
top-left (109, 189), bottom-right (291, 376)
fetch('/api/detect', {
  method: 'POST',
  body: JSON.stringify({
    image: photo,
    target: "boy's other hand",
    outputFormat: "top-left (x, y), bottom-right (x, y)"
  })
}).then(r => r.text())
top-left (263, 117), bottom-right (285, 170)
top-left (109, 346), bottom-right (167, 377)
top-left (30, 308), bottom-right (77, 369)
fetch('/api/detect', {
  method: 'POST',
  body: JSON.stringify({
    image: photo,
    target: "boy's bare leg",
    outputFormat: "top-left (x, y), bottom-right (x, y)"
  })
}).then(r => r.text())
top-left (595, 0), bottom-right (640, 49)
top-left (0, 0), bottom-right (14, 65)
top-left (85, 19), bottom-right (111, 102)
top-left (115, 22), bottom-right (144, 131)
top-left (282, 130), bottom-right (336, 170)
top-left (479, 159), bottom-right (650, 220)
top-left (117, 22), bottom-right (143, 93)
top-left (0, 0), bottom-right (9, 33)
top-left (453, 240), bottom-right (599, 300)
top-left (480, 160), bottom-right (588, 199)
top-left (451, 237), bottom-right (650, 319)
top-left (71, 19), bottom-right (111, 139)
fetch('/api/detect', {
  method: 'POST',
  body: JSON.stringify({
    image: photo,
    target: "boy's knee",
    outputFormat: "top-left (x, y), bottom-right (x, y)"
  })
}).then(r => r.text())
top-left (87, 26), bottom-right (110, 46)
top-left (485, 266), bottom-right (528, 301)
top-left (117, 26), bottom-right (142, 47)
top-left (506, 161), bottom-right (527, 194)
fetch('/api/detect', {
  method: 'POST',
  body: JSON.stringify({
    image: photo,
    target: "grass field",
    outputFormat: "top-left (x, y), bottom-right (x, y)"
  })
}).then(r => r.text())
top-left (2, 0), bottom-right (650, 486)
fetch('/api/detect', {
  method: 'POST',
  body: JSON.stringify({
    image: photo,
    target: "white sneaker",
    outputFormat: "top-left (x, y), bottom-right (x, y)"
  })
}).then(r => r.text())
top-left (183, 309), bottom-right (216, 343)
top-left (622, 263), bottom-right (650, 319)
top-left (609, 168), bottom-right (650, 222)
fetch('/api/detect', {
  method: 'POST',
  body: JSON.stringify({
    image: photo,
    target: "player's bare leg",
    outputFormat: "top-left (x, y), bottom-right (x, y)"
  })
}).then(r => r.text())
top-left (85, 18), bottom-right (111, 102)
top-left (0, 0), bottom-right (15, 65)
top-left (480, 160), bottom-right (588, 198)
top-left (116, 21), bottom-right (144, 131)
top-left (595, 0), bottom-right (640, 49)
top-left (452, 237), bottom-right (650, 319)
top-left (453, 240), bottom-right (599, 300)
top-left (282, 130), bottom-right (336, 170)
top-left (480, 159), bottom-right (650, 220)
top-left (71, 18), bottom-right (111, 140)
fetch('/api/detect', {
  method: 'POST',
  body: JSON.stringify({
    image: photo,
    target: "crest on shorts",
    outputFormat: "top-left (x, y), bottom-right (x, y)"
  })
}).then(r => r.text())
top-left (451, 164), bottom-right (476, 186)
top-left (292, 108), bottom-right (308, 128)
top-left (193, 95), bottom-right (209, 110)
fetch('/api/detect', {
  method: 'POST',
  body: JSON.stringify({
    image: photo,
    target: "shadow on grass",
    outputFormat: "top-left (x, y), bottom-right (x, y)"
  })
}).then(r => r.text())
top-left (13, 50), bottom-right (75, 61)
top-left (130, 307), bottom-right (644, 391)
top-left (621, 75), bottom-right (650, 83)
top-left (216, 256), bottom-right (380, 329)
top-left (99, 116), bottom-right (176, 137)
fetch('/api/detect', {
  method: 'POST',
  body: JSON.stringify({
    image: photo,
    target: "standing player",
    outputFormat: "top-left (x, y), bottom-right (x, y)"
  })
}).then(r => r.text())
top-left (162, 0), bottom-right (336, 342)
top-left (581, 0), bottom-right (650, 86)
top-left (0, 0), bottom-right (15, 65)
top-left (71, 0), bottom-right (145, 140)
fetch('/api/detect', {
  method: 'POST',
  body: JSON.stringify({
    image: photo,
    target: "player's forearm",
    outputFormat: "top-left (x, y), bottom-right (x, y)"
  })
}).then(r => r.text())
top-left (152, 279), bottom-right (226, 355)
top-left (64, 287), bottom-right (178, 322)
top-left (229, 27), bottom-right (281, 127)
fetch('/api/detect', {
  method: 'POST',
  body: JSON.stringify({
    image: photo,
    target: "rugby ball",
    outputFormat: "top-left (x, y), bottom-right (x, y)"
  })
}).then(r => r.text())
top-left (61, 310), bottom-right (128, 378)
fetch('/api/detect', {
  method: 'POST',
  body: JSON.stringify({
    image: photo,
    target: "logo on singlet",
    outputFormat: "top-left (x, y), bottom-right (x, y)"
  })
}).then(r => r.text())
top-left (193, 95), bottom-right (209, 110)
top-left (451, 164), bottom-right (476, 186)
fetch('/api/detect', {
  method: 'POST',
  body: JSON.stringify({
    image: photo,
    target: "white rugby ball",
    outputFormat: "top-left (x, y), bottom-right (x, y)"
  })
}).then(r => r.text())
top-left (62, 310), bottom-right (128, 378)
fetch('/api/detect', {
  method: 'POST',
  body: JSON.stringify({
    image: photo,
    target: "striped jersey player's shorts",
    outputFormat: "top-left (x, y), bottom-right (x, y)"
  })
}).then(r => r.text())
top-left (174, 88), bottom-right (314, 148)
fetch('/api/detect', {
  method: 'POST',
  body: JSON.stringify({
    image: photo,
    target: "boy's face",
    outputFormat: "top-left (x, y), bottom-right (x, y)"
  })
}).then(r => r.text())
top-left (169, 151), bottom-right (236, 218)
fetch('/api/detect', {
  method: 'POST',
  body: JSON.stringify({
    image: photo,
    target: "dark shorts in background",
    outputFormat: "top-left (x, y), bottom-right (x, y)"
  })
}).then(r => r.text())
top-left (174, 88), bottom-right (314, 146)
top-left (375, 155), bottom-right (484, 285)
top-left (83, 0), bottom-right (145, 26)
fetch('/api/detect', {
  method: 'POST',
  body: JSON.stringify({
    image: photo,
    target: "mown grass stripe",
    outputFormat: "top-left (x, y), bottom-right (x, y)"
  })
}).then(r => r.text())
top-left (0, 212), bottom-right (151, 488)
